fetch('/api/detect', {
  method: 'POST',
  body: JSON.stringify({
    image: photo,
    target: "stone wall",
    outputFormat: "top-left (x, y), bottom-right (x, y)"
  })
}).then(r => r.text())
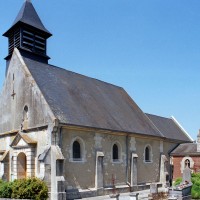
top-left (61, 127), bottom-right (176, 191)
top-left (0, 50), bottom-right (54, 134)
top-left (61, 127), bottom-right (128, 190)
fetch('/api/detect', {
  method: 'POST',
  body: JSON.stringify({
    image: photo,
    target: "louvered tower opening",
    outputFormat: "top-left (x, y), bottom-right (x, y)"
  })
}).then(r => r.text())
top-left (8, 28), bottom-right (20, 55)
top-left (22, 29), bottom-right (46, 54)
top-left (8, 28), bottom-right (47, 56)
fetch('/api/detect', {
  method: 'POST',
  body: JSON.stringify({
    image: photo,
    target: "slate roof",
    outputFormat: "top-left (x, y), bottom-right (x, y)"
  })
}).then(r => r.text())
top-left (146, 114), bottom-right (192, 142)
top-left (10, 132), bottom-right (37, 147)
top-left (0, 151), bottom-right (9, 162)
top-left (23, 57), bottom-right (163, 137)
top-left (21, 134), bottom-right (37, 144)
top-left (170, 143), bottom-right (200, 156)
top-left (3, 0), bottom-right (51, 37)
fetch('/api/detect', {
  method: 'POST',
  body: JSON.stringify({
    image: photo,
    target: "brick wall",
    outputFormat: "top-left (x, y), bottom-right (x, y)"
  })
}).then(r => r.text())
top-left (173, 156), bottom-right (183, 179)
top-left (173, 156), bottom-right (200, 180)
top-left (191, 157), bottom-right (200, 173)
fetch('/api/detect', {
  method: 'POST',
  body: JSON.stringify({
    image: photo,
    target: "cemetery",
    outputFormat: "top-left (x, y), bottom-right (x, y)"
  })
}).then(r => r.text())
top-left (87, 167), bottom-right (195, 200)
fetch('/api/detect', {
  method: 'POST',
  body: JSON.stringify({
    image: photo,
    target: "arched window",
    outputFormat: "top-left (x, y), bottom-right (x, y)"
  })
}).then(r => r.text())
top-left (185, 159), bottom-right (190, 168)
top-left (70, 137), bottom-right (86, 162)
top-left (23, 106), bottom-right (28, 121)
top-left (73, 141), bottom-right (81, 160)
top-left (180, 157), bottom-right (194, 173)
top-left (22, 106), bottom-right (29, 129)
top-left (113, 144), bottom-right (119, 161)
top-left (145, 146), bottom-right (151, 162)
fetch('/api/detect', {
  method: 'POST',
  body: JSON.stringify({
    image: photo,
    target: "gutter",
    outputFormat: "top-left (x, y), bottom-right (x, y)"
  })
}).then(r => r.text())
top-left (59, 122), bottom-right (165, 140)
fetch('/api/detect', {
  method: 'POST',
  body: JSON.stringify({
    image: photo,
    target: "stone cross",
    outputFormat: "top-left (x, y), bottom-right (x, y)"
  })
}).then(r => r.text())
top-left (111, 174), bottom-right (117, 194)
top-left (11, 89), bottom-right (16, 99)
top-left (182, 166), bottom-right (191, 184)
top-left (11, 74), bottom-right (16, 99)
top-left (109, 174), bottom-right (120, 199)
top-left (185, 160), bottom-right (190, 168)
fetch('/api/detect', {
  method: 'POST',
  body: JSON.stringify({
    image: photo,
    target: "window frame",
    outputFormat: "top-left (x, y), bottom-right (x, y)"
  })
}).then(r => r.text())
top-left (69, 137), bottom-right (86, 163)
top-left (143, 144), bottom-right (153, 163)
top-left (111, 142), bottom-right (122, 163)
top-left (72, 141), bottom-right (81, 161)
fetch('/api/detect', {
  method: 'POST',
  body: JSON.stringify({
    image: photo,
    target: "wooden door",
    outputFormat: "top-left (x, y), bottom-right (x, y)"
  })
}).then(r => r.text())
top-left (17, 152), bottom-right (27, 179)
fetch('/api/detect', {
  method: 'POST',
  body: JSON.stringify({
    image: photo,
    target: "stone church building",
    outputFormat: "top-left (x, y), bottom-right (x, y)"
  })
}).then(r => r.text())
top-left (0, 1), bottom-right (192, 199)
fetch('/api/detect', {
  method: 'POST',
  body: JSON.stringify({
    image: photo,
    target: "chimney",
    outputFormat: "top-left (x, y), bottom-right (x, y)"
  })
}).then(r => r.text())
top-left (197, 129), bottom-right (200, 152)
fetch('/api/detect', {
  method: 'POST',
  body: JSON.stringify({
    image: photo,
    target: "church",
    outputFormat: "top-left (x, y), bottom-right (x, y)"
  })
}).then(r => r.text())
top-left (0, 1), bottom-right (192, 200)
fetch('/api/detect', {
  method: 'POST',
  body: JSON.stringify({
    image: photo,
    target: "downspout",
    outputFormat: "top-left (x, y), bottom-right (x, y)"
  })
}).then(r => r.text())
top-left (168, 143), bottom-right (180, 186)
top-left (126, 134), bottom-right (129, 182)
top-left (168, 143), bottom-right (180, 156)
top-left (59, 127), bottom-right (63, 148)
top-left (126, 134), bottom-right (131, 191)
top-left (158, 152), bottom-right (162, 183)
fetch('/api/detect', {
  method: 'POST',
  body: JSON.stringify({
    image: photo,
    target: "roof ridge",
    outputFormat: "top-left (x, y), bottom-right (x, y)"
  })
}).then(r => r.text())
top-left (145, 113), bottom-right (170, 120)
top-left (179, 143), bottom-right (196, 145)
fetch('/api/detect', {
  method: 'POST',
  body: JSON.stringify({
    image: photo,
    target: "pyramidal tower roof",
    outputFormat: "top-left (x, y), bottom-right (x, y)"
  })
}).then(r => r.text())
top-left (3, 0), bottom-right (52, 69)
top-left (3, 0), bottom-right (52, 37)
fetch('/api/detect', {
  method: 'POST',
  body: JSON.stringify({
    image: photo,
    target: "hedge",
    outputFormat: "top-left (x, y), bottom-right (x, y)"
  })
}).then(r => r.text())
top-left (0, 178), bottom-right (48, 200)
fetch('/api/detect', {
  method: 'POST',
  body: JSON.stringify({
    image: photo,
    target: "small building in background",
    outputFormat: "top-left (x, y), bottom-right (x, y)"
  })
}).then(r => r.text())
top-left (171, 130), bottom-right (200, 180)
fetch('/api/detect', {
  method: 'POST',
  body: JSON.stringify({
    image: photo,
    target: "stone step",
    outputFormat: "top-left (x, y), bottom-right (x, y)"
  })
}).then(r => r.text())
top-left (77, 188), bottom-right (169, 200)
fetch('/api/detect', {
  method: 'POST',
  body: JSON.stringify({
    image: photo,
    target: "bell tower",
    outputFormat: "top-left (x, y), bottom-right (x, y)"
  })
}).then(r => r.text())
top-left (3, 0), bottom-right (52, 71)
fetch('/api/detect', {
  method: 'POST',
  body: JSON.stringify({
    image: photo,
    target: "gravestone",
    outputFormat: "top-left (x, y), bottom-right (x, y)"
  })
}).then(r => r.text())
top-left (169, 166), bottom-right (192, 200)
top-left (150, 183), bottom-right (158, 194)
top-left (182, 166), bottom-right (191, 184)
top-left (130, 193), bottom-right (139, 200)
top-left (160, 154), bottom-right (169, 186)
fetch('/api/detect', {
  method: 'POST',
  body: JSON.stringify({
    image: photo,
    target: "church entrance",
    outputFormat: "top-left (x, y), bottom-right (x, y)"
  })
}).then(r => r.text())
top-left (17, 152), bottom-right (27, 179)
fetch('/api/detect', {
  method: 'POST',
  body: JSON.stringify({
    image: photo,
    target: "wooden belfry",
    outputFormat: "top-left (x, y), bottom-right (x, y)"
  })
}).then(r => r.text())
top-left (3, 0), bottom-right (52, 64)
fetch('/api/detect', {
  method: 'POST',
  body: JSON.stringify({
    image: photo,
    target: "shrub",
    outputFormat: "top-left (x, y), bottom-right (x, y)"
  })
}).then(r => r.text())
top-left (0, 181), bottom-right (13, 198)
top-left (12, 178), bottom-right (48, 200)
top-left (174, 177), bottom-right (182, 186)
top-left (0, 178), bottom-right (48, 200)
top-left (175, 173), bottom-right (200, 199)
top-left (192, 182), bottom-right (200, 199)
top-left (192, 173), bottom-right (200, 184)
top-left (191, 174), bottom-right (200, 199)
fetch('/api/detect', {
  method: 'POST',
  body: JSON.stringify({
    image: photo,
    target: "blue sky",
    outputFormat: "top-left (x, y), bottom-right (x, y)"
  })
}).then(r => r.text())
top-left (0, 0), bottom-right (199, 140)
